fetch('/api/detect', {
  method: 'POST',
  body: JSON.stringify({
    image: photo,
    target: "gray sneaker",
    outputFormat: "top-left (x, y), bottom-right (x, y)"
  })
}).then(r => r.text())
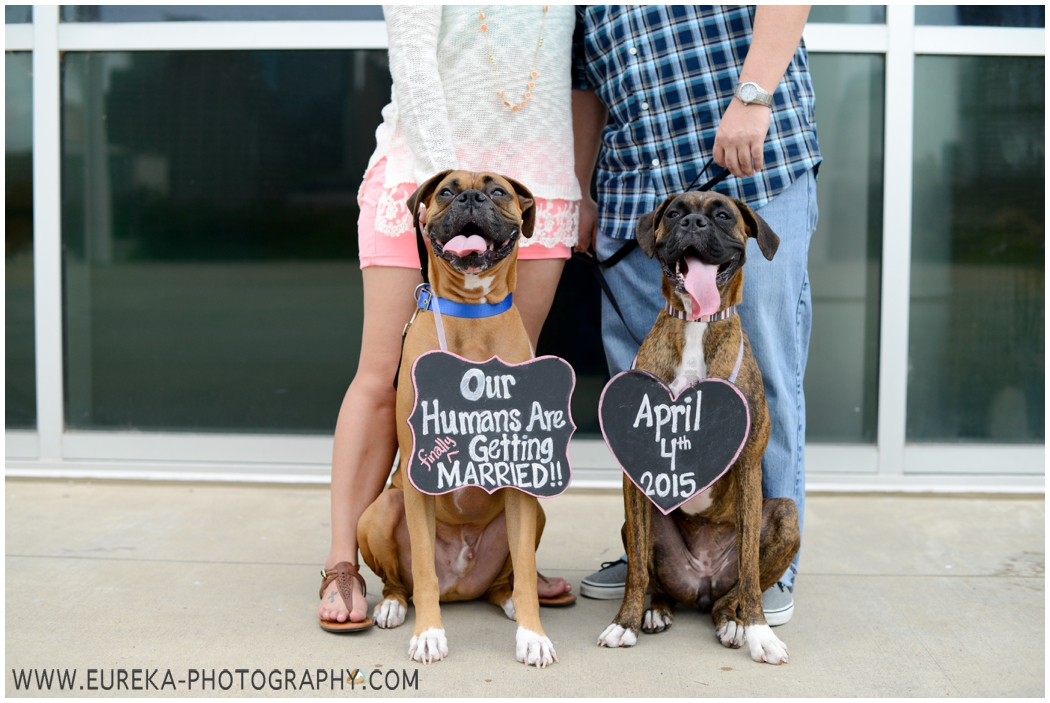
top-left (762, 582), bottom-right (794, 626)
top-left (580, 558), bottom-right (628, 599)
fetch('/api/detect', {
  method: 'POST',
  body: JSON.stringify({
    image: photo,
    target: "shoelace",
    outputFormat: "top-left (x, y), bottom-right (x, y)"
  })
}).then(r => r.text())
top-left (599, 559), bottom-right (627, 570)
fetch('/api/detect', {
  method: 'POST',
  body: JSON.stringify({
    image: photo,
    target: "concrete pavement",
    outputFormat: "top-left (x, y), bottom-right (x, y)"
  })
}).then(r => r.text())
top-left (5, 478), bottom-right (1044, 697)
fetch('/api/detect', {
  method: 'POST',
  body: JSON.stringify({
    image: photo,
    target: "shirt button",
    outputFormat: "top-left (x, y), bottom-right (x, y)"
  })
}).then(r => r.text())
top-left (629, 47), bottom-right (638, 55)
top-left (641, 101), bottom-right (650, 110)
top-left (651, 158), bottom-right (660, 166)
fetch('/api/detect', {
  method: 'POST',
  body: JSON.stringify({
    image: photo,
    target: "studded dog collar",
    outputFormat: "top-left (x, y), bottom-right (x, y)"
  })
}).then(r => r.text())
top-left (663, 302), bottom-right (737, 323)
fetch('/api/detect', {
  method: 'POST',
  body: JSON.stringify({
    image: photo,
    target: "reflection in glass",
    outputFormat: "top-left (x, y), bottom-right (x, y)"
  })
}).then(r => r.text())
top-left (808, 6), bottom-right (885, 24)
top-left (62, 51), bottom-right (391, 432)
top-left (61, 6), bottom-right (383, 22)
top-left (909, 56), bottom-right (1044, 443)
top-left (915, 5), bottom-right (1045, 27)
top-left (6, 52), bottom-right (35, 428)
top-left (5, 5), bottom-right (32, 23)
top-left (805, 54), bottom-right (884, 443)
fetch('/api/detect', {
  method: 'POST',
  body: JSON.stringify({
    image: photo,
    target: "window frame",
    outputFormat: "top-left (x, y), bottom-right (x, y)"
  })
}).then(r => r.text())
top-left (6, 6), bottom-right (1044, 491)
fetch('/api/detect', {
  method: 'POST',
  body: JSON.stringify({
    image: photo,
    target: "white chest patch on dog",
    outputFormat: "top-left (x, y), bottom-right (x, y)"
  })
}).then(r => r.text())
top-left (678, 485), bottom-right (715, 515)
top-left (463, 272), bottom-right (495, 301)
top-left (670, 321), bottom-right (708, 396)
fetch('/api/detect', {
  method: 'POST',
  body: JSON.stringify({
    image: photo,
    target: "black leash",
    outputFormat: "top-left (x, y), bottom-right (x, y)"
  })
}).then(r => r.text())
top-left (574, 157), bottom-right (730, 346)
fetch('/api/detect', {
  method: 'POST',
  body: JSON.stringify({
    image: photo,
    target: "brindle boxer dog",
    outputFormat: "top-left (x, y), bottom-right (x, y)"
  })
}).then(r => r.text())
top-left (357, 170), bottom-right (570, 668)
top-left (596, 190), bottom-right (801, 665)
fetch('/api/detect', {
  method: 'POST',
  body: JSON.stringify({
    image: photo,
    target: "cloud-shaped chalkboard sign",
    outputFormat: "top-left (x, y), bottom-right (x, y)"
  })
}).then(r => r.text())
top-left (407, 351), bottom-right (576, 499)
top-left (599, 371), bottom-right (750, 515)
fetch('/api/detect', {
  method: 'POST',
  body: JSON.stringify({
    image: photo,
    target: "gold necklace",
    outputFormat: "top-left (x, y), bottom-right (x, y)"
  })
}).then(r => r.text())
top-left (479, 5), bottom-right (548, 112)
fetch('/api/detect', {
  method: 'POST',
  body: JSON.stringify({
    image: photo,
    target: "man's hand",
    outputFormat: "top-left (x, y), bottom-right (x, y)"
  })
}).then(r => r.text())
top-left (572, 89), bottom-right (608, 255)
top-left (713, 100), bottom-right (771, 178)
top-left (712, 5), bottom-right (809, 178)
top-left (576, 196), bottom-right (599, 255)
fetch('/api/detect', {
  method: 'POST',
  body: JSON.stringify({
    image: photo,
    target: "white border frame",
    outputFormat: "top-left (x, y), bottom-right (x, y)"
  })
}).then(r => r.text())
top-left (6, 7), bottom-right (1046, 493)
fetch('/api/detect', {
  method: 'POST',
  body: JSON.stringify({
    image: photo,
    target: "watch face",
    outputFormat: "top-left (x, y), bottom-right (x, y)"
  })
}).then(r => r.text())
top-left (740, 83), bottom-right (758, 102)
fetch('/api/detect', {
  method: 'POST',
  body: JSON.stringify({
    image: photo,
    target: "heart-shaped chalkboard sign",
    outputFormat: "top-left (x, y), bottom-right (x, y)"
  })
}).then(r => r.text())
top-left (599, 371), bottom-right (750, 514)
top-left (408, 351), bottom-right (576, 499)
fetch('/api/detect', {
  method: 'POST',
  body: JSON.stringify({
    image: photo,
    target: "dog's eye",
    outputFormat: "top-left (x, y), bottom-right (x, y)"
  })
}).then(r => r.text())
top-left (491, 187), bottom-right (507, 197)
top-left (439, 188), bottom-right (454, 197)
top-left (665, 211), bottom-right (681, 219)
top-left (715, 211), bottom-right (730, 220)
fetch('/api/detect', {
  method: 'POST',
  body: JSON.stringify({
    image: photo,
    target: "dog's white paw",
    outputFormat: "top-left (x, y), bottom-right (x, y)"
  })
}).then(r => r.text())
top-left (746, 624), bottom-right (789, 665)
top-left (373, 599), bottom-right (406, 629)
top-left (408, 628), bottom-right (448, 664)
top-left (502, 597), bottom-right (516, 621)
top-left (515, 627), bottom-right (557, 668)
top-left (716, 620), bottom-right (746, 649)
top-left (597, 622), bottom-right (638, 648)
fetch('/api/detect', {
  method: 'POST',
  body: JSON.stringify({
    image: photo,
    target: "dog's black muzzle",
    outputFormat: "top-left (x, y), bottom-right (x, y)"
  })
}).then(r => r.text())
top-left (655, 215), bottom-right (746, 292)
top-left (430, 190), bottom-right (520, 273)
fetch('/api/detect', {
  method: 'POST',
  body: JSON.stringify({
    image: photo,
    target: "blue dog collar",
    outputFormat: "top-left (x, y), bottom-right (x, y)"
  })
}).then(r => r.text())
top-left (416, 285), bottom-right (513, 319)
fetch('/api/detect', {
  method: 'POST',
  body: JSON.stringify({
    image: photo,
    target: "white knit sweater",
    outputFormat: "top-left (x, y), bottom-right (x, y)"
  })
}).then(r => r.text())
top-left (370, 5), bottom-right (581, 202)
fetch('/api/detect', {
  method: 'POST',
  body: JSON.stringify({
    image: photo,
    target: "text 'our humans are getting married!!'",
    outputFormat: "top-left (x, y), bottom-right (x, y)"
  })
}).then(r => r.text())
top-left (407, 351), bottom-right (575, 498)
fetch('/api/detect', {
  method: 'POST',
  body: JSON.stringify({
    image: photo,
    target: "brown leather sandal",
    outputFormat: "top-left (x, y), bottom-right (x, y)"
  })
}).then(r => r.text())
top-left (537, 572), bottom-right (577, 607)
top-left (318, 562), bottom-right (373, 633)
top-left (508, 572), bottom-right (578, 607)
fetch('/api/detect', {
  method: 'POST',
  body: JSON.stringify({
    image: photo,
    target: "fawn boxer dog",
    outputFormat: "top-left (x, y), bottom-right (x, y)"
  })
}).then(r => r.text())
top-left (597, 190), bottom-right (800, 664)
top-left (357, 170), bottom-right (572, 668)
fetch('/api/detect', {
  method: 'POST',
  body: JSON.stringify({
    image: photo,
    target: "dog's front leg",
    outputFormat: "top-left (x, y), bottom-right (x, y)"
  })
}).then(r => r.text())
top-left (598, 475), bottom-right (650, 648)
top-left (504, 489), bottom-right (557, 667)
top-left (731, 453), bottom-right (789, 665)
top-left (403, 481), bottom-right (448, 663)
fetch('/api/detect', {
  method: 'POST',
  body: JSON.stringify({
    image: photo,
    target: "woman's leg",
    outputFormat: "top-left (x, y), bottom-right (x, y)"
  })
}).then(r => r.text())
top-left (515, 258), bottom-right (566, 349)
top-left (513, 256), bottom-right (573, 598)
top-left (319, 266), bottom-right (422, 624)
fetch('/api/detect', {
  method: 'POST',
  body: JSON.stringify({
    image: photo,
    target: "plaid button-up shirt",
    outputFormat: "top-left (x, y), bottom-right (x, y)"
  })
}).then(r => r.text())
top-left (572, 5), bottom-right (821, 240)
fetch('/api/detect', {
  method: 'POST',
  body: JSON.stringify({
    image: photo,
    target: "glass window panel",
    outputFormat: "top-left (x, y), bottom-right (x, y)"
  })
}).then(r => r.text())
top-left (909, 56), bottom-right (1044, 443)
top-left (915, 6), bottom-right (1045, 28)
top-left (61, 6), bottom-right (383, 22)
top-left (808, 6), bottom-right (886, 24)
top-left (6, 52), bottom-right (36, 429)
top-left (61, 50), bottom-right (391, 433)
top-left (804, 54), bottom-right (885, 443)
top-left (5, 6), bottom-right (32, 23)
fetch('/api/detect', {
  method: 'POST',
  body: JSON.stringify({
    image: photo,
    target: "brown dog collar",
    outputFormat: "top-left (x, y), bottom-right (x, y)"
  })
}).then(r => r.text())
top-left (663, 302), bottom-right (737, 323)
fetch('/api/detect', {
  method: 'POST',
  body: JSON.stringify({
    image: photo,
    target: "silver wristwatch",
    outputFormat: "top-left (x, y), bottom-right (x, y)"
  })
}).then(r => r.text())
top-left (733, 81), bottom-right (773, 107)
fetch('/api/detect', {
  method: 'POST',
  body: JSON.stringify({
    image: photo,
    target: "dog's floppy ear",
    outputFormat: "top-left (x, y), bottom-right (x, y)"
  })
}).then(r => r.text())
top-left (501, 176), bottom-right (536, 239)
top-left (406, 170), bottom-right (454, 233)
top-left (635, 195), bottom-right (678, 258)
top-left (732, 198), bottom-right (780, 261)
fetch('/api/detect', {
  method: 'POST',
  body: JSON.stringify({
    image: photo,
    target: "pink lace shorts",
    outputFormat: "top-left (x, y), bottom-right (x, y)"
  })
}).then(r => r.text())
top-left (357, 159), bottom-right (578, 269)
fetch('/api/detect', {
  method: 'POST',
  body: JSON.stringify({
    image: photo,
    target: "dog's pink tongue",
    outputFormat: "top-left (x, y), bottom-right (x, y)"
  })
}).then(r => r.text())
top-left (683, 255), bottom-right (722, 320)
top-left (444, 235), bottom-right (487, 257)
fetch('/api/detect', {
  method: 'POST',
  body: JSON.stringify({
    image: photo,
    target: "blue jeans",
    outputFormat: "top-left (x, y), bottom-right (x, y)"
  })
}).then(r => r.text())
top-left (597, 169), bottom-right (818, 588)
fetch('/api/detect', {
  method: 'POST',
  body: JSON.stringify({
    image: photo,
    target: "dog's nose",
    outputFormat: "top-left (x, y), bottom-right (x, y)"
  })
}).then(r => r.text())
top-left (457, 189), bottom-right (488, 205)
top-left (680, 213), bottom-right (710, 231)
